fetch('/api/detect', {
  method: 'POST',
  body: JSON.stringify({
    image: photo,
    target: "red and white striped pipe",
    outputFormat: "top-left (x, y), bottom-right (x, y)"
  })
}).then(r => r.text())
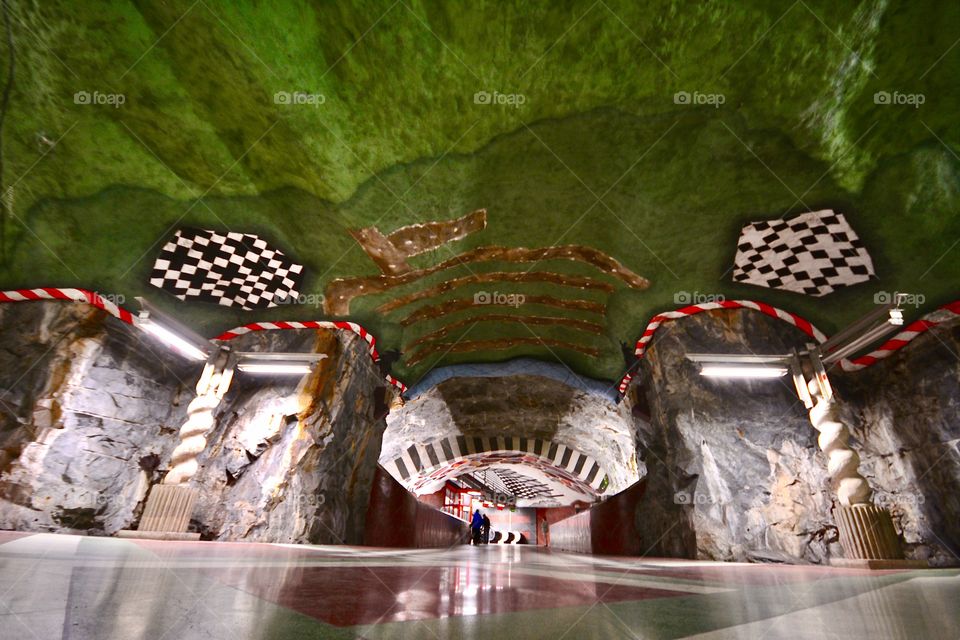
top-left (215, 320), bottom-right (407, 392)
top-left (618, 299), bottom-right (960, 395)
top-left (840, 301), bottom-right (960, 371)
top-left (215, 321), bottom-right (379, 361)
top-left (0, 287), bottom-right (135, 324)
top-left (0, 287), bottom-right (407, 393)
top-left (3, 288), bottom-right (956, 398)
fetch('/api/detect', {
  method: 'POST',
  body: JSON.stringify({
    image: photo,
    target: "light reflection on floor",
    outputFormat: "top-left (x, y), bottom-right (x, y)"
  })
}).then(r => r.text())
top-left (0, 531), bottom-right (956, 639)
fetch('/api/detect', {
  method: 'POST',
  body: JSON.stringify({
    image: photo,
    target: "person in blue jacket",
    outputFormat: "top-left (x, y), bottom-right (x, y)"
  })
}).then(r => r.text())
top-left (471, 510), bottom-right (483, 545)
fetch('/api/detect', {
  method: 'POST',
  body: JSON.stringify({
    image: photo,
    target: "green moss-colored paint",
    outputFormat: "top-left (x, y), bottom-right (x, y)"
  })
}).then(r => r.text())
top-left (0, 0), bottom-right (957, 383)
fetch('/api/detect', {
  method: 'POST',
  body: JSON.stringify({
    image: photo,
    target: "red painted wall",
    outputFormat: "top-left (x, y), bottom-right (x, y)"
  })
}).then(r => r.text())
top-left (547, 480), bottom-right (647, 555)
top-left (364, 466), bottom-right (468, 548)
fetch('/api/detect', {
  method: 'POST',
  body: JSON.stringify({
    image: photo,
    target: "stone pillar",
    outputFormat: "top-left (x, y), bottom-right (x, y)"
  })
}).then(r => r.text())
top-left (807, 381), bottom-right (908, 565)
top-left (118, 349), bottom-right (233, 540)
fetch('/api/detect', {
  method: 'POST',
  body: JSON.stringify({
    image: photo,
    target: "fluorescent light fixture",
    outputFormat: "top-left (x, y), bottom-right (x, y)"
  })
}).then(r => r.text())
top-left (686, 354), bottom-right (790, 379)
top-left (236, 362), bottom-right (313, 375)
top-left (235, 352), bottom-right (327, 375)
top-left (134, 297), bottom-right (213, 362)
top-left (139, 319), bottom-right (209, 361)
top-left (700, 365), bottom-right (788, 378)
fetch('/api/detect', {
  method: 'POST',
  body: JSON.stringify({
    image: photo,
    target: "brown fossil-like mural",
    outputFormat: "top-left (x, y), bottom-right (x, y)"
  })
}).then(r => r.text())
top-left (329, 210), bottom-right (649, 378)
top-left (351, 209), bottom-right (488, 275)
top-left (406, 315), bottom-right (605, 348)
top-left (324, 242), bottom-right (649, 314)
top-left (398, 296), bottom-right (607, 325)
top-left (405, 338), bottom-right (602, 367)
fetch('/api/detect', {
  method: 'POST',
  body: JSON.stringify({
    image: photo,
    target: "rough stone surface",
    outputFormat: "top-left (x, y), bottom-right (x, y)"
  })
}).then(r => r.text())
top-left (0, 302), bottom-right (388, 544)
top-left (838, 311), bottom-right (960, 567)
top-left (189, 329), bottom-right (389, 544)
top-left (382, 374), bottom-right (641, 495)
top-left (631, 308), bottom-right (960, 566)
top-left (0, 302), bottom-right (192, 535)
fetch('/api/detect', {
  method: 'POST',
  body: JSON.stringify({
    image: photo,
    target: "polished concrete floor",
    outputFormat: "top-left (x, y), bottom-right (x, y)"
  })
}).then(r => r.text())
top-left (0, 531), bottom-right (957, 639)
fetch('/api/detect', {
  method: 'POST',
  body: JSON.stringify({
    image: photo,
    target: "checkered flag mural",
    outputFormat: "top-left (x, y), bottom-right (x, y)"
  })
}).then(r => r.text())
top-left (150, 228), bottom-right (304, 309)
top-left (490, 468), bottom-right (559, 501)
top-left (732, 210), bottom-right (875, 296)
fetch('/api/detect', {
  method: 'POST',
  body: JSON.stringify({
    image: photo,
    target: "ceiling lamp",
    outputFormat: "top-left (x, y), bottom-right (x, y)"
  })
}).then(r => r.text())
top-left (687, 354), bottom-right (790, 379)
top-left (685, 295), bottom-right (908, 389)
top-left (134, 297), bottom-right (212, 361)
top-left (135, 297), bottom-right (327, 377)
top-left (235, 352), bottom-right (327, 375)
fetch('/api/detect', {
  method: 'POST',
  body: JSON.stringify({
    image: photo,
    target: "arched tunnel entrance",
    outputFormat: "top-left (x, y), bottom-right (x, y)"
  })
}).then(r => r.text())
top-left (365, 361), bottom-right (644, 549)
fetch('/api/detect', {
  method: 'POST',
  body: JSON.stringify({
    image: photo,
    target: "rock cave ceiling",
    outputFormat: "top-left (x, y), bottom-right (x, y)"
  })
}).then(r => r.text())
top-left (0, 1), bottom-right (958, 387)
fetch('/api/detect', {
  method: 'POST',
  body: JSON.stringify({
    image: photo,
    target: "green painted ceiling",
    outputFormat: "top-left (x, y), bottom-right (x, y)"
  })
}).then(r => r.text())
top-left (0, 0), bottom-right (957, 385)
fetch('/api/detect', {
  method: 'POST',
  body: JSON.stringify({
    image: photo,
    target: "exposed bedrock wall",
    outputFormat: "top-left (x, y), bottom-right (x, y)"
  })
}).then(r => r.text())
top-left (633, 308), bottom-right (960, 566)
top-left (0, 302), bottom-right (193, 534)
top-left (188, 329), bottom-right (388, 545)
top-left (836, 314), bottom-right (960, 566)
top-left (0, 302), bottom-right (389, 544)
top-left (365, 466), bottom-right (467, 548)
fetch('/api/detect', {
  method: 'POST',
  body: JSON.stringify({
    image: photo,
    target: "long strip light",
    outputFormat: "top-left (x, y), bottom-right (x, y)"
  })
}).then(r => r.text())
top-left (685, 298), bottom-right (909, 381)
top-left (134, 297), bottom-right (213, 362)
top-left (235, 352), bottom-right (327, 375)
top-left (139, 319), bottom-right (210, 361)
top-left (700, 365), bottom-right (788, 378)
top-left (236, 362), bottom-right (313, 375)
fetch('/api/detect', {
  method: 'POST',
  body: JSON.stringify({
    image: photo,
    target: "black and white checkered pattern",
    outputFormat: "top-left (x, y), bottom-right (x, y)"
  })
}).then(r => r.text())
top-left (732, 210), bottom-right (874, 297)
top-left (490, 468), bottom-right (559, 501)
top-left (390, 435), bottom-right (608, 494)
top-left (149, 228), bottom-right (304, 310)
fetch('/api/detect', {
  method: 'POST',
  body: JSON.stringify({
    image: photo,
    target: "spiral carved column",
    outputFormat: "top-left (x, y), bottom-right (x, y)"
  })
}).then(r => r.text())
top-left (807, 381), bottom-right (903, 562)
top-left (119, 351), bottom-right (233, 539)
top-left (163, 359), bottom-right (233, 486)
top-left (807, 381), bottom-right (872, 507)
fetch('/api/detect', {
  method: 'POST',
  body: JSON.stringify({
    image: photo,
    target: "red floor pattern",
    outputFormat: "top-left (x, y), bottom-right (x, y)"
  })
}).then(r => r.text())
top-left (203, 563), bottom-right (691, 626)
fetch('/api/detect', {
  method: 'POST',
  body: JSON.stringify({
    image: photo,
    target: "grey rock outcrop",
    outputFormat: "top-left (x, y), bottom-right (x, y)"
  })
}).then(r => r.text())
top-left (0, 302), bottom-right (192, 535)
top-left (630, 307), bottom-right (960, 566)
top-left (0, 302), bottom-right (388, 544)
top-left (189, 329), bottom-right (389, 544)
top-left (838, 308), bottom-right (960, 567)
